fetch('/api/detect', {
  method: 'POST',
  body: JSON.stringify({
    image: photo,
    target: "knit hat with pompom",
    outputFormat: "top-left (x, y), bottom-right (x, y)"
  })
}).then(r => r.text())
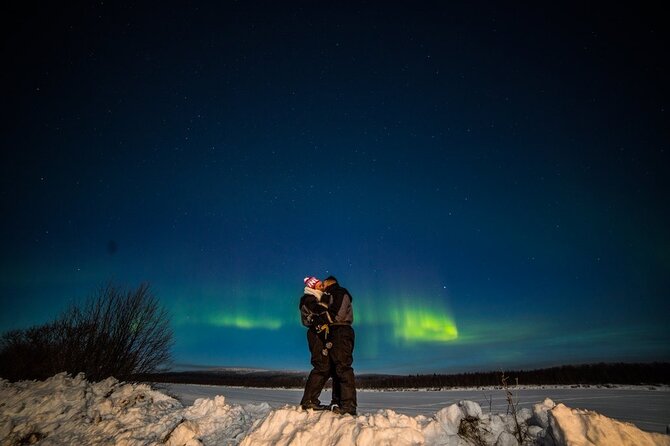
top-left (304, 276), bottom-right (321, 289)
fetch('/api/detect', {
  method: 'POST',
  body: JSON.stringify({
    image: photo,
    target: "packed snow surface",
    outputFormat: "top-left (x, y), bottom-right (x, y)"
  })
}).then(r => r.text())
top-left (2, 373), bottom-right (669, 446)
top-left (167, 383), bottom-right (670, 433)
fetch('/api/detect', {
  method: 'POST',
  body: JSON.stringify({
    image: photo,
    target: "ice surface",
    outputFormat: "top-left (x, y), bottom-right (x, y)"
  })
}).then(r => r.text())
top-left (2, 374), bottom-right (669, 446)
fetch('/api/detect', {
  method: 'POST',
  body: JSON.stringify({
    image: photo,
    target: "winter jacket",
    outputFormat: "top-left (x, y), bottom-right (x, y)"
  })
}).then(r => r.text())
top-left (299, 287), bottom-right (331, 328)
top-left (322, 283), bottom-right (353, 325)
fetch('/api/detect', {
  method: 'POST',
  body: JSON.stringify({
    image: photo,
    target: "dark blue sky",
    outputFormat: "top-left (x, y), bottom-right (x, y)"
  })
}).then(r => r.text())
top-left (2, 2), bottom-right (668, 373)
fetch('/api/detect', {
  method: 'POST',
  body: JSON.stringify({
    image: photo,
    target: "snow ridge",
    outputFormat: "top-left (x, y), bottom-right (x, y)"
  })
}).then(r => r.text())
top-left (1, 373), bottom-right (669, 446)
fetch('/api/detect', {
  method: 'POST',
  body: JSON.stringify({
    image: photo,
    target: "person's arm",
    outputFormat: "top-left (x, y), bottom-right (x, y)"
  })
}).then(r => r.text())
top-left (300, 295), bottom-right (331, 327)
top-left (310, 311), bottom-right (332, 326)
top-left (300, 295), bottom-right (316, 327)
top-left (306, 299), bottom-right (332, 325)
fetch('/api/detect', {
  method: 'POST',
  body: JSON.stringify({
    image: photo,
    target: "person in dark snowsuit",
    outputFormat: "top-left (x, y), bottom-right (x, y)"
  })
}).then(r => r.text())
top-left (299, 276), bottom-right (341, 410)
top-left (301, 275), bottom-right (356, 416)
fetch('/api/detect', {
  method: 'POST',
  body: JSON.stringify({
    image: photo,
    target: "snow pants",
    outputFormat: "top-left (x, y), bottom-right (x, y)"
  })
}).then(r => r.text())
top-left (300, 325), bottom-right (356, 413)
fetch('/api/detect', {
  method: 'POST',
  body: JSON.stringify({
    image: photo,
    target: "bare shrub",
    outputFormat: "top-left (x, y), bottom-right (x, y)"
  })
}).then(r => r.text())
top-left (458, 416), bottom-right (488, 446)
top-left (0, 282), bottom-right (172, 381)
top-left (501, 371), bottom-right (528, 444)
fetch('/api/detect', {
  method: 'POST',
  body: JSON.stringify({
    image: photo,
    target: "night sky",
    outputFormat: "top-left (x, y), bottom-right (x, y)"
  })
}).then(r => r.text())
top-left (2, 2), bottom-right (668, 374)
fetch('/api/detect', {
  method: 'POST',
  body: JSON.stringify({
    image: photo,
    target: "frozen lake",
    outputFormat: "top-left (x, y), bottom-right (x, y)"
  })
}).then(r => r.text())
top-left (164, 383), bottom-right (670, 434)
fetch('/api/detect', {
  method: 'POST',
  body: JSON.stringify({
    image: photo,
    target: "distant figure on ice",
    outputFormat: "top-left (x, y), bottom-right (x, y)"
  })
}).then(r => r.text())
top-left (299, 275), bottom-right (357, 416)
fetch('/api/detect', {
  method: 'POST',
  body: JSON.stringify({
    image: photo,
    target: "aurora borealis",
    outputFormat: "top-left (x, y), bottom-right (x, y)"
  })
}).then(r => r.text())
top-left (1, 2), bottom-right (668, 373)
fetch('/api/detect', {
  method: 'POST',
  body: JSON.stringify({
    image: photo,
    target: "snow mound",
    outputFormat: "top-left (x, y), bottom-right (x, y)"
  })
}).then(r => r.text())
top-left (2, 373), bottom-right (669, 446)
top-left (0, 372), bottom-right (182, 446)
top-left (549, 403), bottom-right (670, 446)
top-left (167, 395), bottom-right (270, 446)
top-left (0, 373), bottom-right (266, 446)
top-left (240, 407), bottom-right (426, 446)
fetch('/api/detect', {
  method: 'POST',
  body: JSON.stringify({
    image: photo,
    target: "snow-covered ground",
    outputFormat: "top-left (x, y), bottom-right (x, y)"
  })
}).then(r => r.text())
top-left (2, 373), bottom-right (670, 446)
top-left (165, 383), bottom-right (670, 434)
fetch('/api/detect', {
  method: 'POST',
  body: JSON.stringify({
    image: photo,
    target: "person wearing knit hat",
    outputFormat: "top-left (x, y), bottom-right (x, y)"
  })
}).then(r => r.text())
top-left (298, 276), bottom-right (341, 411)
top-left (303, 275), bottom-right (356, 416)
top-left (300, 276), bottom-right (329, 331)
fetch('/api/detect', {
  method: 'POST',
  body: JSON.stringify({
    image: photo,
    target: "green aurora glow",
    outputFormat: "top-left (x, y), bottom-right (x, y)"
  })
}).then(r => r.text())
top-left (391, 307), bottom-right (458, 342)
top-left (170, 283), bottom-right (460, 343)
top-left (207, 314), bottom-right (283, 330)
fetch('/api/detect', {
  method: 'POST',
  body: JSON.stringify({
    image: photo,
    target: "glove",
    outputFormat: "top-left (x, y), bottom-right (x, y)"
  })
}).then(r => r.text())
top-left (316, 324), bottom-right (330, 338)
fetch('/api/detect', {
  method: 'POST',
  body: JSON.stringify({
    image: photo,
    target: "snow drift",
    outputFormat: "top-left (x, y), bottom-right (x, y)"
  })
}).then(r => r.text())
top-left (1, 373), bottom-right (668, 446)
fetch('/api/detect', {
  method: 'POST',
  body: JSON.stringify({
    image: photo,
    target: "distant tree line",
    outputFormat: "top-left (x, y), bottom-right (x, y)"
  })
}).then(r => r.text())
top-left (134, 371), bottom-right (309, 388)
top-left (0, 283), bottom-right (173, 382)
top-left (356, 362), bottom-right (670, 389)
top-left (134, 362), bottom-right (670, 389)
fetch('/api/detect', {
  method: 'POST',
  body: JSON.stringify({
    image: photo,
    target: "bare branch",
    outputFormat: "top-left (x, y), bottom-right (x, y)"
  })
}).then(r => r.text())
top-left (0, 282), bottom-right (173, 381)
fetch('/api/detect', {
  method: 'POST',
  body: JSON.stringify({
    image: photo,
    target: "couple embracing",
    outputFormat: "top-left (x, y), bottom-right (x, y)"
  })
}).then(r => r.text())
top-left (298, 275), bottom-right (357, 416)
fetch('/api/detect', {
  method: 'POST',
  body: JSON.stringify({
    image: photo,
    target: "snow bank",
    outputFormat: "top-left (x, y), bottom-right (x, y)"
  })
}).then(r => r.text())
top-left (0, 373), bottom-right (267, 446)
top-left (0, 372), bottom-right (182, 446)
top-left (166, 396), bottom-right (270, 446)
top-left (240, 408), bottom-right (426, 446)
top-left (549, 403), bottom-right (670, 446)
top-left (1, 373), bottom-right (669, 446)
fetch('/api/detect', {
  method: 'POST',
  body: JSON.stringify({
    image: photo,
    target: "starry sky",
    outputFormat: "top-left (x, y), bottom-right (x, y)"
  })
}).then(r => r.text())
top-left (1, 2), bottom-right (668, 374)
